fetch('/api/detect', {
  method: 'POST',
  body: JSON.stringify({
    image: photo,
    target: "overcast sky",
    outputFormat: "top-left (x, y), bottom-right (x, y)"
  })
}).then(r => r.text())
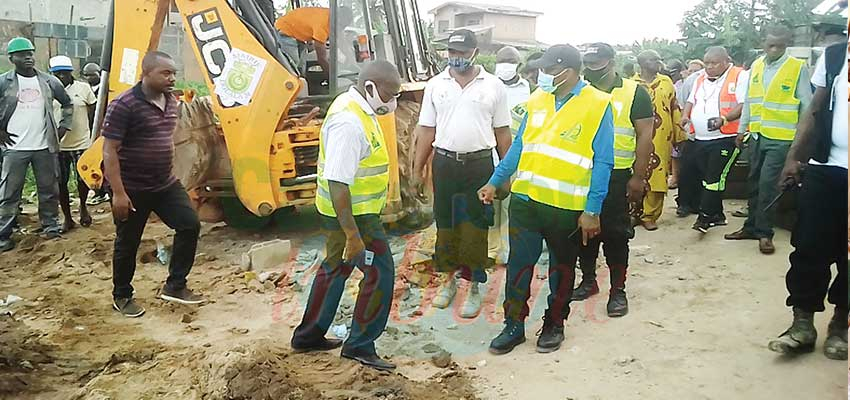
top-left (416, 0), bottom-right (705, 45)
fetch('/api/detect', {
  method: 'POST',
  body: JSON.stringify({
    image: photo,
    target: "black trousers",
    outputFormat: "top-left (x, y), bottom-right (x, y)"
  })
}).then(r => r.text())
top-left (785, 165), bottom-right (848, 313)
top-left (677, 137), bottom-right (739, 218)
top-left (432, 151), bottom-right (494, 283)
top-left (576, 169), bottom-right (632, 288)
top-left (293, 215), bottom-right (394, 355)
top-left (112, 181), bottom-right (201, 299)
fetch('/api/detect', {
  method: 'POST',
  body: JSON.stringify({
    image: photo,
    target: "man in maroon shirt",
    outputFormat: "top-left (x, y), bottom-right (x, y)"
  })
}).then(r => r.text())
top-left (102, 51), bottom-right (204, 317)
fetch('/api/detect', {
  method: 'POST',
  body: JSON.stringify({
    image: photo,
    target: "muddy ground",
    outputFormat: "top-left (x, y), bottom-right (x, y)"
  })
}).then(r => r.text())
top-left (0, 195), bottom-right (846, 400)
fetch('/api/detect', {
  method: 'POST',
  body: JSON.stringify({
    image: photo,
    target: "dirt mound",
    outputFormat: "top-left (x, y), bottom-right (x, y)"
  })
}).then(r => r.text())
top-left (194, 341), bottom-right (479, 400)
top-left (0, 314), bottom-right (60, 396)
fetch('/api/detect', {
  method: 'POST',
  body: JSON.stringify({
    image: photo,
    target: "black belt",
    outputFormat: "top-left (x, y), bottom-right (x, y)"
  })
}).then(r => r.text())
top-left (435, 147), bottom-right (492, 163)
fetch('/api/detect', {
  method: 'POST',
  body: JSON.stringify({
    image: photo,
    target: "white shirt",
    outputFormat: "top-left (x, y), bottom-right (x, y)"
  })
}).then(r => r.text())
top-left (687, 66), bottom-right (748, 141)
top-left (8, 75), bottom-right (48, 151)
top-left (53, 80), bottom-right (96, 151)
top-left (505, 78), bottom-right (531, 109)
top-left (809, 55), bottom-right (848, 169)
top-left (320, 87), bottom-right (374, 185)
top-left (419, 67), bottom-right (511, 153)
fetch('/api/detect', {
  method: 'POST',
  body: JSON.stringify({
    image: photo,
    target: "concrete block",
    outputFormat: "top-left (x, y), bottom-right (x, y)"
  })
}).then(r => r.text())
top-left (242, 239), bottom-right (291, 272)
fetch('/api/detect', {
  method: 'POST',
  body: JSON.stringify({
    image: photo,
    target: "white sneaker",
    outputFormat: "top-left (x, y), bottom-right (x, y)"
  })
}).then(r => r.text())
top-left (432, 277), bottom-right (457, 309)
top-left (460, 282), bottom-right (482, 319)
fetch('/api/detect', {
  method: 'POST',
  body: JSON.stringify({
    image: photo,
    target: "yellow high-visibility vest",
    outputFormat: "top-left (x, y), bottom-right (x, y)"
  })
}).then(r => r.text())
top-left (316, 92), bottom-right (389, 217)
top-left (511, 85), bottom-right (612, 211)
top-left (747, 55), bottom-right (805, 140)
top-left (611, 78), bottom-right (638, 170)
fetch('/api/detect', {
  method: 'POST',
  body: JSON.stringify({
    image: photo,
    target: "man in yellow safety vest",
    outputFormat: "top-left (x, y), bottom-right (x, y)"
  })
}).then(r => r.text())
top-left (478, 44), bottom-right (614, 355)
top-left (570, 43), bottom-right (656, 318)
top-left (291, 61), bottom-right (401, 371)
top-left (724, 26), bottom-right (812, 254)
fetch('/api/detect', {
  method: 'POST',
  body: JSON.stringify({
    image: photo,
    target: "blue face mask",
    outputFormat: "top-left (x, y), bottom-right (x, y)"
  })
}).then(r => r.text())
top-left (538, 69), bottom-right (568, 93)
top-left (448, 53), bottom-right (476, 73)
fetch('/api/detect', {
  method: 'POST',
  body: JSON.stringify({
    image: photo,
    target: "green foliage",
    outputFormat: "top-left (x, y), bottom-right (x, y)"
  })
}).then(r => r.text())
top-left (630, 38), bottom-right (687, 64)
top-left (476, 54), bottom-right (496, 73)
top-left (679, 0), bottom-right (823, 64)
top-left (175, 80), bottom-right (210, 96)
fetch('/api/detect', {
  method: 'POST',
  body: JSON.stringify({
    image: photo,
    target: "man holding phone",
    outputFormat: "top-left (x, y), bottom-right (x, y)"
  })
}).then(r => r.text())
top-left (679, 46), bottom-right (747, 233)
top-left (291, 61), bottom-right (401, 371)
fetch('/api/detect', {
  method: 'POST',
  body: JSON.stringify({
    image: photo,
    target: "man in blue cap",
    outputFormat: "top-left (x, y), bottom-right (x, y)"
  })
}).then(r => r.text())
top-left (0, 38), bottom-right (73, 251)
top-left (49, 55), bottom-right (97, 231)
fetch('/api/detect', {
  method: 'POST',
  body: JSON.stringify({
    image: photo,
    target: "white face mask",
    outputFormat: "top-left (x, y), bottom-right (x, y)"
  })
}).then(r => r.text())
top-left (495, 63), bottom-right (518, 82)
top-left (364, 81), bottom-right (398, 115)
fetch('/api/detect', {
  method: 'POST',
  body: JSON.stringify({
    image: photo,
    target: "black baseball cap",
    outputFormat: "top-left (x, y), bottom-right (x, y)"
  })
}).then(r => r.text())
top-left (582, 43), bottom-right (616, 69)
top-left (528, 44), bottom-right (582, 71)
top-left (447, 29), bottom-right (478, 52)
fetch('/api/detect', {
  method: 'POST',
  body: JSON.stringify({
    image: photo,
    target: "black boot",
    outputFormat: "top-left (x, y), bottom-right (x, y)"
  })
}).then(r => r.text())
top-left (536, 315), bottom-right (565, 353)
top-left (489, 320), bottom-right (526, 355)
top-left (572, 279), bottom-right (599, 301)
top-left (768, 307), bottom-right (817, 355)
top-left (824, 308), bottom-right (848, 360)
top-left (607, 265), bottom-right (629, 317)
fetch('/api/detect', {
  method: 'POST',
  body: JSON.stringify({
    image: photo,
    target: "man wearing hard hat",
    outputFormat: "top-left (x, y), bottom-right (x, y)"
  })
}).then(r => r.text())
top-left (49, 55), bottom-right (97, 231)
top-left (0, 37), bottom-right (73, 252)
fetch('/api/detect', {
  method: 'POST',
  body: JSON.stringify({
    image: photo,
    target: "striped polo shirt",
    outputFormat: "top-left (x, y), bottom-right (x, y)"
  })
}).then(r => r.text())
top-left (102, 83), bottom-right (178, 193)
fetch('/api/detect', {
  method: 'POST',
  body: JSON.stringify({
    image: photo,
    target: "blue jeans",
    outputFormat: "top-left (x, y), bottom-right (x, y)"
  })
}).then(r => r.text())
top-left (293, 214), bottom-right (395, 355)
top-left (0, 149), bottom-right (61, 239)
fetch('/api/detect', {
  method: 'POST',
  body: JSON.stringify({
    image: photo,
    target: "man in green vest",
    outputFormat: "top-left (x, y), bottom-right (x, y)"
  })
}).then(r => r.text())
top-left (478, 44), bottom-right (614, 355)
top-left (725, 25), bottom-right (811, 254)
top-left (570, 43), bottom-right (656, 317)
top-left (291, 61), bottom-right (401, 371)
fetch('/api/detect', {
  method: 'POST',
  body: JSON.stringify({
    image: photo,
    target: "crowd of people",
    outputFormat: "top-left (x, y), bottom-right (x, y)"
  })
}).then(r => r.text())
top-left (0, 15), bottom-right (845, 374)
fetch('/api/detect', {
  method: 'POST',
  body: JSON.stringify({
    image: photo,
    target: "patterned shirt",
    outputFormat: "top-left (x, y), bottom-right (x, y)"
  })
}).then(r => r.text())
top-left (102, 83), bottom-right (178, 193)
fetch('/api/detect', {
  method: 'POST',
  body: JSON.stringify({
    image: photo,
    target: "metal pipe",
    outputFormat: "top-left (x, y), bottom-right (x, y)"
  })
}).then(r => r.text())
top-left (91, 0), bottom-right (115, 136)
top-left (281, 174), bottom-right (317, 186)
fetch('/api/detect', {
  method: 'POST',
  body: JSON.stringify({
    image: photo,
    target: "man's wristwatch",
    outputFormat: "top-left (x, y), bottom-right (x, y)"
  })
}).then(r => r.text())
top-left (584, 211), bottom-right (599, 217)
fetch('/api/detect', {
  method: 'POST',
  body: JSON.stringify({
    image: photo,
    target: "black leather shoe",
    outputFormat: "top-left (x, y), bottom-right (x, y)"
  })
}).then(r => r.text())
top-left (291, 337), bottom-right (344, 354)
top-left (607, 290), bottom-right (629, 317)
top-left (489, 321), bottom-right (526, 355)
top-left (676, 206), bottom-right (694, 218)
top-left (536, 316), bottom-right (565, 353)
top-left (572, 279), bottom-right (599, 301)
top-left (341, 348), bottom-right (396, 371)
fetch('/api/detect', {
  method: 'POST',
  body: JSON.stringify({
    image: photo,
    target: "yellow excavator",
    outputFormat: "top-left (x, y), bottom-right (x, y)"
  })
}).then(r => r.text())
top-left (77, 0), bottom-right (436, 229)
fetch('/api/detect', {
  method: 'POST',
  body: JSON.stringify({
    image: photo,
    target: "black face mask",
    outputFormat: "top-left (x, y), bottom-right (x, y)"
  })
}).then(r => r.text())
top-left (583, 67), bottom-right (611, 85)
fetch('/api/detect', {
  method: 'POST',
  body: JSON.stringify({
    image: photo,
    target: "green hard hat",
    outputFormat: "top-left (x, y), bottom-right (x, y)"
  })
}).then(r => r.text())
top-left (7, 37), bottom-right (35, 54)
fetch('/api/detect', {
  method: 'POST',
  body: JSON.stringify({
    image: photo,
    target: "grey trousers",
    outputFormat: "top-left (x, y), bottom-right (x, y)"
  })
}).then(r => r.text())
top-left (743, 135), bottom-right (792, 239)
top-left (0, 149), bottom-right (61, 239)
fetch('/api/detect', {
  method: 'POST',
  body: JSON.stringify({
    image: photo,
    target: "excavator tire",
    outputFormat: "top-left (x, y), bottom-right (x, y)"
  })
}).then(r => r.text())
top-left (220, 196), bottom-right (273, 230)
top-left (394, 100), bottom-right (433, 230)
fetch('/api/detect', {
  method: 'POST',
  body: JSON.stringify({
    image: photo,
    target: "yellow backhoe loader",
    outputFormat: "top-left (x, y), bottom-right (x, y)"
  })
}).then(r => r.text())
top-left (78, 0), bottom-right (436, 229)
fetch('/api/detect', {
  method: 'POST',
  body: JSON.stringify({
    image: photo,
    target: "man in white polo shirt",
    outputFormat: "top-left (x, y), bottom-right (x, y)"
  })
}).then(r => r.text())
top-left (489, 46), bottom-right (531, 266)
top-left (679, 46), bottom-right (748, 233)
top-left (413, 29), bottom-right (512, 318)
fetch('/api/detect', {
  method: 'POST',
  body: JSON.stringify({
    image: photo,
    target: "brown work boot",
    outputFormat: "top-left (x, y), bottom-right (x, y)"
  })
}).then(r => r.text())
top-left (641, 220), bottom-right (658, 231)
top-left (724, 228), bottom-right (758, 240)
top-left (759, 238), bottom-right (775, 255)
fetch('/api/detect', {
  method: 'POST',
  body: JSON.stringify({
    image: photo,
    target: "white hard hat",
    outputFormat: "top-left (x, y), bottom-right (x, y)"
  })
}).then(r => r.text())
top-left (48, 55), bottom-right (74, 72)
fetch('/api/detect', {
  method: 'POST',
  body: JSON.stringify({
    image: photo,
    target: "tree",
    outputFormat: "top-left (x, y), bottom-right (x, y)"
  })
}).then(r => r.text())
top-left (630, 38), bottom-right (687, 63)
top-left (679, 0), bottom-right (765, 64)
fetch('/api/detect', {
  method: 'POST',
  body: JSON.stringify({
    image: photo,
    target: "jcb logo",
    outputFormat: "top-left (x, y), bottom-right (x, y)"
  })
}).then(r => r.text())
top-left (187, 9), bottom-right (236, 108)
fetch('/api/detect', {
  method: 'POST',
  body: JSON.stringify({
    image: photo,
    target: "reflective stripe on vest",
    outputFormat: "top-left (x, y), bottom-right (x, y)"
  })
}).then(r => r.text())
top-left (747, 56), bottom-right (804, 140)
top-left (511, 85), bottom-right (612, 211)
top-left (692, 66), bottom-right (743, 135)
top-left (315, 93), bottom-right (390, 217)
top-left (611, 78), bottom-right (638, 169)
